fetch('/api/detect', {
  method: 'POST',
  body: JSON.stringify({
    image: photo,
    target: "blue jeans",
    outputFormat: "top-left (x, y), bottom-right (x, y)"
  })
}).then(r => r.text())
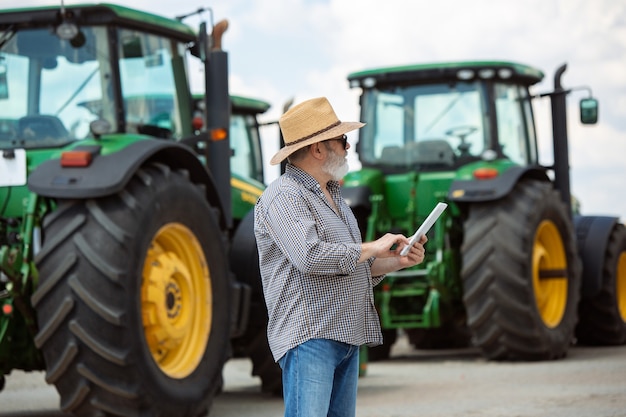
top-left (278, 339), bottom-right (360, 417)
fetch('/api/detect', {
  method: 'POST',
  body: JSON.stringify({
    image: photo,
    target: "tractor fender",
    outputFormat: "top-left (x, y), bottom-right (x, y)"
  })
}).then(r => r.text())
top-left (448, 166), bottom-right (550, 203)
top-left (27, 139), bottom-right (226, 226)
top-left (342, 185), bottom-right (372, 211)
top-left (573, 215), bottom-right (619, 298)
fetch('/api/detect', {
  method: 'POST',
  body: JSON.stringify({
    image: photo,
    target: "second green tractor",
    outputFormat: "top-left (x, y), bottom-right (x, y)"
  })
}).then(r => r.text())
top-left (342, 61), bottom-right (626, 363)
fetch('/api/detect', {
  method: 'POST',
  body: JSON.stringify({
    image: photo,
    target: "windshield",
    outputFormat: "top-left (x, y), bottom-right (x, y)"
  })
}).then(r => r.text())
top-left (494, 82), bottom-right (538, 165)
top-left (230, 112), bottom-right (264, 183)
top-left (116, 28), bottom-right (188, 139)
top-left (0, 27), bottom-right (114, 149)
top-left (358, 82), bottom-right (489, 170)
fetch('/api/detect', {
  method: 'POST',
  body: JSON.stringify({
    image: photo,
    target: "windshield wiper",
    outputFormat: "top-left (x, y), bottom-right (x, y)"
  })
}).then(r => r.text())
top-left (55, 66), bottom-right (99, 116)
top-left (423, 93), bottom-right (463, 134)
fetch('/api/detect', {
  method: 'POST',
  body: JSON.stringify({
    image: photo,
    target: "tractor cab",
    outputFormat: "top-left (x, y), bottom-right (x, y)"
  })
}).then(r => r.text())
top-left (349, 61), bottom-right (596, 176)
top-left (0, 5), bottom-right (204, 148)
top-left (0, 4), bottom-right (268, 224)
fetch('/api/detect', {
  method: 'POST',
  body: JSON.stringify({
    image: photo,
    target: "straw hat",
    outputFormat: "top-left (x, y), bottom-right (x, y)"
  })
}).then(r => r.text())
top-left (270, 97), bottom-right (365, 165)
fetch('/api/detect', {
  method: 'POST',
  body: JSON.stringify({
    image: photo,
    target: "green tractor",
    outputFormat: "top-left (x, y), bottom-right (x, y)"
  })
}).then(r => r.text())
top-left (343, 61), bottom-right (626, 363)
top-left (0, 3), bottom-right (280, 416)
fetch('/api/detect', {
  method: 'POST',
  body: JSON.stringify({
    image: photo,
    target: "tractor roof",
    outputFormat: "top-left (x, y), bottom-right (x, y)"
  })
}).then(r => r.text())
top-left (230, 95), bottom-right (271, 115)
top-left (190, 94), bottom-right (271, 115)
top-left (0, 3), bottom-right (196, 43)
top-left (348, 60), bottom-right (544, 88)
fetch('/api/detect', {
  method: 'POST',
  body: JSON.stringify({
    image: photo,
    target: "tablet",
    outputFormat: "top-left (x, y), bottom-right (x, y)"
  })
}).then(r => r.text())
top-left (400, 202), bottom-right (448, 256)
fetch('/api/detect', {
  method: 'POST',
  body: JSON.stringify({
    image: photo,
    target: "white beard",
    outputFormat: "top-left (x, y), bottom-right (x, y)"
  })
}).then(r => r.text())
top-left (323, 147), bottom-right (349, 181)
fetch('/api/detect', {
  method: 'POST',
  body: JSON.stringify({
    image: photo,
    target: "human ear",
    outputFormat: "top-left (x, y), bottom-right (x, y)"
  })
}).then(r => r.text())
top-left (310, 142), bottom-right (325, 160)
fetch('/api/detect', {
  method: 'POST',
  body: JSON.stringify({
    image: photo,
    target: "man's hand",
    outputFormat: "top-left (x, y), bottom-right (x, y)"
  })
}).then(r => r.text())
top-left (360, 233), bottom-right (409, 262)
top-left (366, 235), bottom-right (428, 276)
top-left (398, 234), bottom-right (427, 267)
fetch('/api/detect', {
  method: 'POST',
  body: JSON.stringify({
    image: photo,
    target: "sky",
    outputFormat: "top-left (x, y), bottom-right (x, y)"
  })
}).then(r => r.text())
top-left (7, 0), bottom-right (626, 220)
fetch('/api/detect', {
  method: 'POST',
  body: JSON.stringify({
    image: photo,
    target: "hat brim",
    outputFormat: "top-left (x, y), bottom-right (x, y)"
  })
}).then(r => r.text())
top-left (270, 121), bottom-right (365, 165)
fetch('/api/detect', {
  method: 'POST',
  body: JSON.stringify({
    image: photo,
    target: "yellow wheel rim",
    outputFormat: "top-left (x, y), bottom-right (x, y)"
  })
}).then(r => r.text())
top-left (532, 220), bottom-right (568, 328)
top-left (142, 223), bottom-right (212, 378)
top-left (617, 251), bottom-right (626, 322)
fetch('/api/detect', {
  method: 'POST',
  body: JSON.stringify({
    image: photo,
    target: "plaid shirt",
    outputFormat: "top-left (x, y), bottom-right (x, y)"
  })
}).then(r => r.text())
top-left (254, 163), bottom-right (383, 362)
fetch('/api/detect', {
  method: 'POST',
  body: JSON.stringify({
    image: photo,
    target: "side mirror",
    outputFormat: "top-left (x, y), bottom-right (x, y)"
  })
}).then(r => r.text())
top-left (580, 97), bottom-right (598, 124)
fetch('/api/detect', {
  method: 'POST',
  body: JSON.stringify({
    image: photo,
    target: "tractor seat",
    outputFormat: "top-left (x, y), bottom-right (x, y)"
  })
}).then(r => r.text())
top-left (408, 140), bottom-right (455, 166)
top-left (18, 115), bottom-right (69, 141)
top-left (380, 145), bottom-right (406, 165)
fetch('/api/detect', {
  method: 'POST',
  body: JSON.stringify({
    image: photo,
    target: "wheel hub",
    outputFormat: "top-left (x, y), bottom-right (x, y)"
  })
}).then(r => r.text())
top-left (532, 220), bottom-right (568, 328)
top-left (165, 283), bottom-right (180, 316)
top-left (141, 223), bottom-right (212, 379)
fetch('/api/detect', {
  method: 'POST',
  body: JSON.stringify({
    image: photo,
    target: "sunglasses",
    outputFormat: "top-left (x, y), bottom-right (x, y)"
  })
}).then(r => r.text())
top-left (325, 134), bottom-right (348, 149)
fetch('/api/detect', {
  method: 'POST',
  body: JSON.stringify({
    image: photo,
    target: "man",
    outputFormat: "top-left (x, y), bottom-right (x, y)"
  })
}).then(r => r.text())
top-left (254, 97), bottom-right (426, 417)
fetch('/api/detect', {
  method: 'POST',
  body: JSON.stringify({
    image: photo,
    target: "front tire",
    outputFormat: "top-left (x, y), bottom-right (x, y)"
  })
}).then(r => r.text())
top-left (32, 163), bottom-right (231, 416)
top-left (461, 180), bottom-right (581, 360)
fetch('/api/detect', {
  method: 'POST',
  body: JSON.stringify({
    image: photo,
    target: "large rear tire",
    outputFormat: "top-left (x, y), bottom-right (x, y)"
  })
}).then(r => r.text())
top-left (576, 223), bottom-right (626, 345)
top-left (32, 163), bottom-right (231, 417)
top-left (461, 180), bottom-right (581, 360)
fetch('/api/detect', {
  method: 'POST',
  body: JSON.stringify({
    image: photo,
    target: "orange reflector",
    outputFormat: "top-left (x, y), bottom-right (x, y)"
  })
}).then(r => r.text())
top-left (2, 304), bottom-right (12, 315)
top-left (210, 128), bottom-right (228, 141)
top-left (61, 150), bottom-right (93, 167)
top-left (473, 167), bottom-right (499, 180)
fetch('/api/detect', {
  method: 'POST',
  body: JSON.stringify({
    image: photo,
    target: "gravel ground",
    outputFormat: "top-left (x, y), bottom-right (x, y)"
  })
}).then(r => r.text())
top-left (2, 334), bottom-right (626, 417)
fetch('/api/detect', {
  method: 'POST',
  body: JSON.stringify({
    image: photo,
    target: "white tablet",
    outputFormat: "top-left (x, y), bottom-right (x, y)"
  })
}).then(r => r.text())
top-left (400, 202), bottom-right (448, 256)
